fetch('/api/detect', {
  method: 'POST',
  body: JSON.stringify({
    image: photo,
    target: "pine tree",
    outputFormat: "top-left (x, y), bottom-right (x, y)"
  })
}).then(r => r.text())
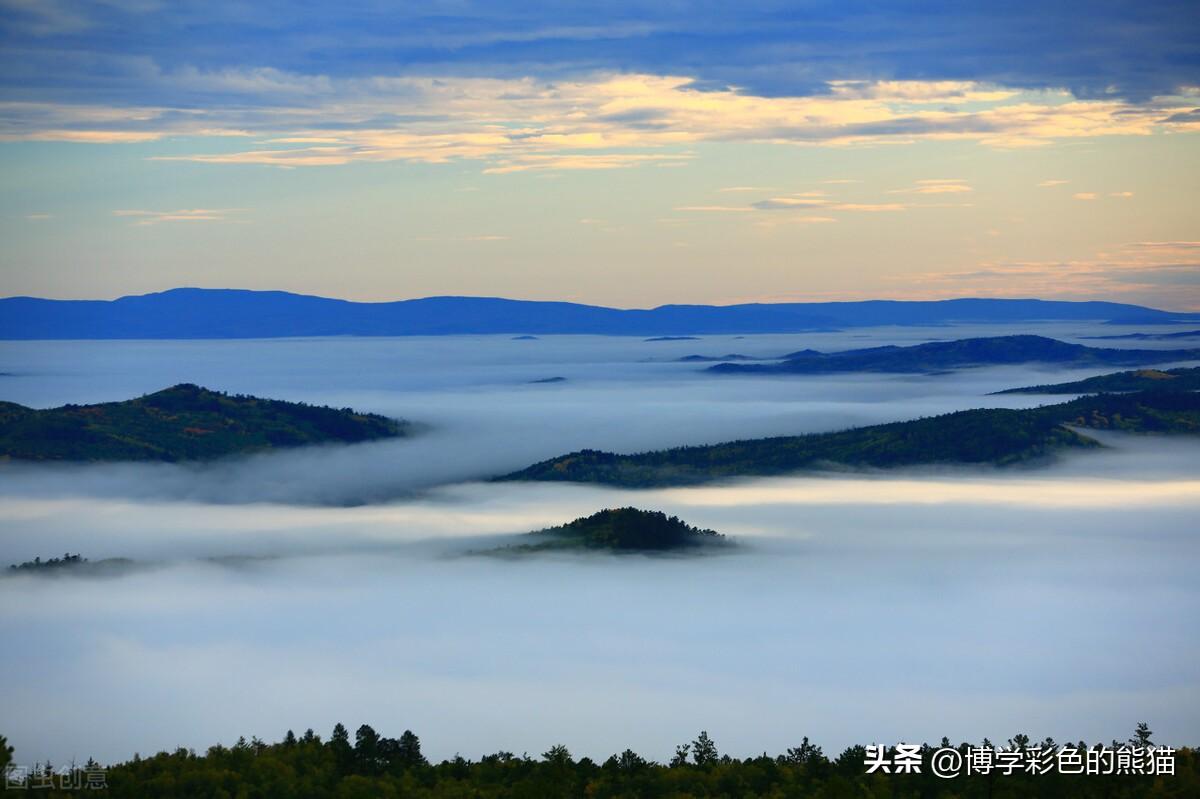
top-left (397, 730), bottom-right (427, 768)
top-left (354, 724), bottom-right (381, 774)
top-left (1133, 722), bottom-right (1154, 747)
top-left (670, 744), bottom-right (690, 767)
top-left (692, 731), bottom-right (718, 766)
top-left (329, 723), bottom-right (353, 776)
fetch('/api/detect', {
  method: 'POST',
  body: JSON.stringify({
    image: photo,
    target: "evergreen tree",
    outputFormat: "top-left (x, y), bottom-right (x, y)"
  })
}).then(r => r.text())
top-left (617, 749), bottom-right (646, 771)
top-left (669, 743), bottom-right (690, 767)
top-left (328, 722), bottom-right (353, 776)
top-left (354, 724), bottom-right (381, 774)
top-left (396, 730), bottom-right (426, 768)
top-left (542, 744), bottom-right (572, 765)
top-left (692, 731), bottom-right (718, 766)
top-left (785, 736), bottom-right (823, 766)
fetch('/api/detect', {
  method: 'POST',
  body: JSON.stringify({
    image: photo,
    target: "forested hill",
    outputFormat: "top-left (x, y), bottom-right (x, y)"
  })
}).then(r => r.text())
top-left (487, 508), bottom-right (729, 554)
top-left (707, 335), bottom-right (1200, 375)
top-left (996, 366), bottom-right (1200, 394)
top-left (1084, 329), bottom-right (1200, 341)
top-left (0, 384), bottom-right (406, 462)
top-left (500, 391), bottom-right (1200, 488)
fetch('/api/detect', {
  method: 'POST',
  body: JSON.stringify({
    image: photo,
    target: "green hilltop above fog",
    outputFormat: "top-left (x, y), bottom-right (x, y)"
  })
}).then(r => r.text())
top-left (500, 391), bottom-right (1200, 488)
top-left (4, 553), bottom-right (135, 578)
top-left (0, 384), bottom-right (407, 462)
top-left (485, 507), bottom-right (730, 555)
top-left (706, 335), bottom-right (1200, 375)
top-left (995, 366), bottom-right (1200, 395)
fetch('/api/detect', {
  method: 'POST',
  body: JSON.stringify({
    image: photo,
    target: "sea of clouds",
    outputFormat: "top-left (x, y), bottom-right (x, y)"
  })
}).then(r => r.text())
top-left (0, 325), bottom-right (1197, 764)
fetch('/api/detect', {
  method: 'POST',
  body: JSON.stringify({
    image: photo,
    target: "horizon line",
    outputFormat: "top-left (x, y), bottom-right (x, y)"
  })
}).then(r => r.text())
top-left (2, 286), bottom-right (1193, 315)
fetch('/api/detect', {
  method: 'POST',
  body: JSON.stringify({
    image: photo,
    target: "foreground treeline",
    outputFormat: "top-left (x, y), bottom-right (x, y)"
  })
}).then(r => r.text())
top-left (3, 726), bottom-right (1197, 798)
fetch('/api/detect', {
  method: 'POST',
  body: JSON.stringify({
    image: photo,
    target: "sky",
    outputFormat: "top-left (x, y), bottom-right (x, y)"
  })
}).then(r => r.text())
top-left (1, 1), bottom-right (1198, 309)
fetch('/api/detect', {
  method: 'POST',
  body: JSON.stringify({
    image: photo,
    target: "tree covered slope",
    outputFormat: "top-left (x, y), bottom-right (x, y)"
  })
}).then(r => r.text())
top-left (500, 391), bottom-right (1200, 487)
top-left (487, 507), bottom-right (729, 554)
top-left (0, 384), bottom-right (406, 462)
top-left (707, 335), bottom-right (1200, 375)
top-left (995, 366), bottom-right (1200, 394)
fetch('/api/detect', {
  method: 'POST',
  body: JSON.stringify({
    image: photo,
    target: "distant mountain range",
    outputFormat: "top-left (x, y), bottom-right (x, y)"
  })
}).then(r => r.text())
top-left (706, 335), bottom-right (1200, 374)
top-left (2, 288), bottom-right (1197, 339)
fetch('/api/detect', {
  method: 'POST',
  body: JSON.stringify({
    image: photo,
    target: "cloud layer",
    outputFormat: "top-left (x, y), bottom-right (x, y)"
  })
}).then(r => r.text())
top-left (2, 329), bottom-right (1198, 765)
top-left (2, 73), bottom-right (1197, 171)
top-left (3, 1), bottom-right (1197, 104)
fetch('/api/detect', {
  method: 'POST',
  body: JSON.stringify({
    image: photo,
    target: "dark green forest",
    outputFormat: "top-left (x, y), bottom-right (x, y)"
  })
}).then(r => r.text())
top-left (4, 553), bottom-right (135, 578)
top-left (485, 507), bottom-right (729, 554)
top-left (706, 335), bottom-right (1200, 375)
top-left (6, 553), bottom-right (88, 572)
top-left (995, 367), bottom-right (1200, 395)
top-left (2, 726), bottom-right (1195, 798)
top-left (501, 391), bottom-right (1200, 487)
top-left (0, 384), bottom-right (406, 462)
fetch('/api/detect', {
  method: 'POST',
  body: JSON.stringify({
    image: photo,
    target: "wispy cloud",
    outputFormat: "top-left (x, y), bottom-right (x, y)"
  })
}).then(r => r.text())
top-left (1038, 179), bottom-right (1069, 187)
top-left (751, 197), bottom-right (906, 212)
top-left (888, 179), bottom-right (973, 195)
top-left (3, 3), bottom-right (1197, 110)
top-left (1130, 241), bottom-right (1200, 251)
top-left (674, 205), bottom-right (755, 213)
top-left (112, 208), bottom-right (244, 225)
top-left (753, 215), bottom-right (839, 228)
top-left (481, 152), bottom-right (692, 174)
top-left (0, 0), bottom-right (92, 36)
top-left (1067, 189), bottom-right (1135, 201)
top-left (892, 241), bottom-right (1200, 310)
top-left (6, 74), bottom-right (1197, 172)
top-left (831, 203), bottom-right (908, 212)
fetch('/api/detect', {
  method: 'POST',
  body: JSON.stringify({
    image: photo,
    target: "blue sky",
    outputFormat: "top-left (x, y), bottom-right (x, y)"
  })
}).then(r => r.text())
top-left (2, 1), bottom-right (1198, 308)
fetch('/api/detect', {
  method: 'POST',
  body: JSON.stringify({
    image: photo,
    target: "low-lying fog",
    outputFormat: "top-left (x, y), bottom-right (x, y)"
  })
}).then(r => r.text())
top-left (1, 326), bottom-right (1198, 764)
top-left (3, 323), bottom-right (1197, 505)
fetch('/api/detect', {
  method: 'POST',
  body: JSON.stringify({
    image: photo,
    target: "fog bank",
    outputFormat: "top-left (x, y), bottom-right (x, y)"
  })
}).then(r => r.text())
top-left (4, 326), bottom-right (1195, 505)
top-left (1, 328), bottom-right (1197, 766)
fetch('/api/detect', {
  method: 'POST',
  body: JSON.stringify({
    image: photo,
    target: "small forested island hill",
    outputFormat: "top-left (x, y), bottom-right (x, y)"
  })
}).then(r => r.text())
top-left (485, 508), bottom-right (731, 555)
top-left (501, 391), bottom-right (1200, 488)
top-left (4, 553), bottom-right (134, 579)
top-left (0, 384), bottom-right (407, 462)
